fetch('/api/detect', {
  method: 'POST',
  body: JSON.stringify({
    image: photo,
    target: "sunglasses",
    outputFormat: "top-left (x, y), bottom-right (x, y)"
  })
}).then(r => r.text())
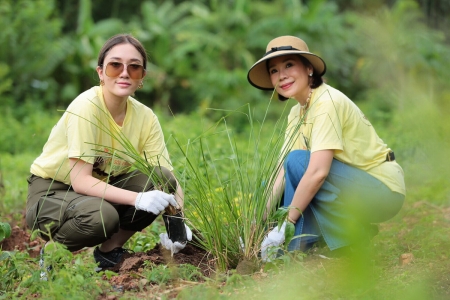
top-left (104, 62), bottom-right (146, 80)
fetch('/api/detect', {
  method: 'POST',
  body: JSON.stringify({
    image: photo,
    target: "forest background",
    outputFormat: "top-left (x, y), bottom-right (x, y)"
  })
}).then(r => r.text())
top-left (1, 0), bottom-right (450, 299)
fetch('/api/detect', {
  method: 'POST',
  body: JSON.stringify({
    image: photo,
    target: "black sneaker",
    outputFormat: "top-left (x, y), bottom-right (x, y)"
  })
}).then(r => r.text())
top-left (93, 247), bottom-right (133, 270)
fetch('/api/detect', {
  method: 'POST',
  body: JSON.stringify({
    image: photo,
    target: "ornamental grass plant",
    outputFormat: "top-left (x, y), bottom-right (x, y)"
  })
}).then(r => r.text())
top-left (170, 97), bottom-right (308, 272)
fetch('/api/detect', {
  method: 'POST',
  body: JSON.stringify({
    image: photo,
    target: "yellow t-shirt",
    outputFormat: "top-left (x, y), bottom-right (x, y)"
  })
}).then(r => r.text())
top-left (281, 84), bottom-right (405, 195)
top-left (31, 86), bottom-right (173, 185)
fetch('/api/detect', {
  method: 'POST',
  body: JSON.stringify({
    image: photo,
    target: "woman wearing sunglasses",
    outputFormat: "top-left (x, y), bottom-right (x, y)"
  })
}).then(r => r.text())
top-left (26, 34), bottom-right (191, 278)
top-left (247, 36), bottom-right (406, 261)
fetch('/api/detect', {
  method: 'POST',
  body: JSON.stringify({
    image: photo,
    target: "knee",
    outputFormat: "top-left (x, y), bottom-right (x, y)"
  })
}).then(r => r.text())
top-left (285, 150), bottom-right (310, 175)
top-left (89, 203), bottom-right (120, 238)
top-left (53, 201), bottom-right (120, 250)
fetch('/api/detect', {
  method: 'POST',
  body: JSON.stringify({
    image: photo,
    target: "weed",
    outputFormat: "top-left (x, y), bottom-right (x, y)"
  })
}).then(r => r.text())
top-left (0, 222), bottom-right (11, 243)
top-left (125, 221), bottom-right (165, 252)
top-left (177, 264), bottom-right (204, 281)
top-left (144, 264), bottom-right (172, 284)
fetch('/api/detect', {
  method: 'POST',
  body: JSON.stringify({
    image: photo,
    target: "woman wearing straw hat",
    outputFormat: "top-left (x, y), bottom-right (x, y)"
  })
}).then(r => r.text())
top-left (247, 36), bottom-right (405, 261)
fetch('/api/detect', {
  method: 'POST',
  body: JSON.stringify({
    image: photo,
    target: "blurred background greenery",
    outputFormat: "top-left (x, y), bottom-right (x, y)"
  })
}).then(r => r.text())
top-left (0, 0), bottom-right (449, 122)
top-left (1, 1), bottom-right (450, 298)
top-left (1, 0), bottom-right (449, 222)
top-left (1, 0), bottom-right (450, 206)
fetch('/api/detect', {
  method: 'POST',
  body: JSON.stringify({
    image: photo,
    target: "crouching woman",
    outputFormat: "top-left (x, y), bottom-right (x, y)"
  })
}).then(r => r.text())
top-left (26, 34), bottom-right (191, 276)
top-left (247, 36), bottom-right (405, 260)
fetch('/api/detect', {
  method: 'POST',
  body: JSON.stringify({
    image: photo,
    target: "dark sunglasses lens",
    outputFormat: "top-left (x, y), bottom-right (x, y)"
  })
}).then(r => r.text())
top-left (127, 64), bottom-right (144, 79)
top-left (105, 62), bottom-right (144, 79)
top-left (105, 62), bottom-right (123, 77)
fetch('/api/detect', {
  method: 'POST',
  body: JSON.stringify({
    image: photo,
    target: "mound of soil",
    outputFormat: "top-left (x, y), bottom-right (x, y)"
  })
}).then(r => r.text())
top-left (0, 225), bottom-right (42, 257)
top-left (103, 243), bottom-right (215, 294)
top-left (110, 243), bottom-right (212, 275)
top-left (0, 211), bottom-right (43, 258)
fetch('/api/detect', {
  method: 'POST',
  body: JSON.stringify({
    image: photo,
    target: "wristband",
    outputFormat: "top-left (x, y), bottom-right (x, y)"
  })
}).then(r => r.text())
top-left (287, 216), bottom-right (297, 224)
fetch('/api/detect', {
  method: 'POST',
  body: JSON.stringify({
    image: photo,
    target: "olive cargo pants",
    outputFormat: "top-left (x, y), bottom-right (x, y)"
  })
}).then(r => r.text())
top-left (26, 168), bottom-right (176, 251)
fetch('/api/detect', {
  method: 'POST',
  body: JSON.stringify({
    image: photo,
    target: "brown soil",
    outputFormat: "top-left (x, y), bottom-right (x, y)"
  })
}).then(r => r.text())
top-left (0, 211), bottom-right (43, 258)
top-left (0, 225), bottom-right (42, 257)
top-left (100, 243), bottom-right (215, 296)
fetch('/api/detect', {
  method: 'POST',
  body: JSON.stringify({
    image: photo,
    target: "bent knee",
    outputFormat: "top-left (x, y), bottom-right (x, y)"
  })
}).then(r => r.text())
top-left (285, 150), bottom-right (310, 173)
top-left (75, 201), bottom-right (120, 238)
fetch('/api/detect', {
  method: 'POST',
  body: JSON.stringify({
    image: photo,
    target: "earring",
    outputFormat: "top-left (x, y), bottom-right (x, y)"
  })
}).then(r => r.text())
top-left (100, 79), bottom-right (105, 86)
top-left (138, 82), bottom-right (144, 89)
top-left (309, 72), bottom-right (313, 77)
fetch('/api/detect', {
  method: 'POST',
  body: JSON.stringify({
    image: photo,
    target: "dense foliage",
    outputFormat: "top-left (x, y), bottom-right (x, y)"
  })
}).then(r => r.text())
top-left (1, 0), bottom-right (449, 130)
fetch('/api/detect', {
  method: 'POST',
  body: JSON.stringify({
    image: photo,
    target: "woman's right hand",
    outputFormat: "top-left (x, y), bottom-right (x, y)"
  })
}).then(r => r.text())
top-left (134, 191), bottom-right (177, 215)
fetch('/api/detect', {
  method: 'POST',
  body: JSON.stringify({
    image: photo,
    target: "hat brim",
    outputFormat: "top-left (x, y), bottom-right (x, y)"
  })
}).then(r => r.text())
top-left (247, 51), bottom-right (326, 90)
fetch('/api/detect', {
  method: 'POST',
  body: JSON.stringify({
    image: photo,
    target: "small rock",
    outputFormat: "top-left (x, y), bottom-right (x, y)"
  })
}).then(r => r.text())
top-left (139, 279), bottom-right (148, 286)
top-left (399, 253), bottom-right (414, 266)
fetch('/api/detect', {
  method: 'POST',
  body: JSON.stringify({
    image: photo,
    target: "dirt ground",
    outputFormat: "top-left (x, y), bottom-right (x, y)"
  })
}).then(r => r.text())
top-left (5, 201), bottom-right (449, 299)
top-left (0, 213), bottom-right (215, 299)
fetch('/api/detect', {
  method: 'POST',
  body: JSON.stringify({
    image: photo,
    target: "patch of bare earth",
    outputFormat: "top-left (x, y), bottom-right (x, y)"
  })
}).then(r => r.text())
top-left (0, 212), bottom-right (43, 258)
top-left (96, 243), bottom-right (216, 299)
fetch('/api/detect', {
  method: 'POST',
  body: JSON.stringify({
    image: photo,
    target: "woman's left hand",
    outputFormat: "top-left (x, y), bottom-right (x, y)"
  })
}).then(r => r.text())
top-left (260, 221), bottom-right (287, 262)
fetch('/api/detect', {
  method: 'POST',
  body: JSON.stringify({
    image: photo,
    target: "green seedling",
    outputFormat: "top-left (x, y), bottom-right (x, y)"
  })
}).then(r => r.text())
top-left (0, 221), bottom-right (11, 242)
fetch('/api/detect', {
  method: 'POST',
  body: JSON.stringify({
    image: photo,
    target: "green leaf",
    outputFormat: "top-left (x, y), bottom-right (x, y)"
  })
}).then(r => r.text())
top-left (284, 222), bottom-right (295, 247)
top-left (273, 207), bottom-right (289, 224)
top-left (0, 222), bottom-right (12, 242)
top-left (0, 251), bottom-right (13, 262)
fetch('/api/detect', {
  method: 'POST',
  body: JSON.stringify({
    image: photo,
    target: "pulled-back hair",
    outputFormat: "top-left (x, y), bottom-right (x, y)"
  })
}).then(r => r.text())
top-left (97, 34), bottom-right (147, 69)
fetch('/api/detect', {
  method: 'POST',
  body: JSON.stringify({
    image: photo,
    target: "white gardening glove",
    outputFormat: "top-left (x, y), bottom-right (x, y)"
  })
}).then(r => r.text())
top-left (160, 224), bottom-right (193, 255)
top-left (261, 221), bottom-right (287, 262)
top-left (134, 190), bottom-right (178, 215)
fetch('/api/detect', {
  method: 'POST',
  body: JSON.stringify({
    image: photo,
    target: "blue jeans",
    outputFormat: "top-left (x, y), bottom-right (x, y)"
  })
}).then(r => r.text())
top-left (282, 150), bottom-right (404, 251)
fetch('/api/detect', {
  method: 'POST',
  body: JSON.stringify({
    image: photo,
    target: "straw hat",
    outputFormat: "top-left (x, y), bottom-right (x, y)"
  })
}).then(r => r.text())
top-left (247, 36), bottom-right (326, 90)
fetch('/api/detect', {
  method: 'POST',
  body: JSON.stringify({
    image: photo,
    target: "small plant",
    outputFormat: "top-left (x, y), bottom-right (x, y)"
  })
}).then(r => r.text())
top-left (19, 242), bottom-right (105, 299)
top-left (0, 221), bottom-right (11, 243)
top-left (125, 221), bottom-right (165, 252)
top-left (144, 264), bottom-right (172, 284)
top-left (142, 261), bottom-right (204, 285)
top-left (0, 250), bottom-right (34, 294)
top-left (177, 264), bottom-right (204, 281)
top-left (1, 225), bottom-right (108, 299)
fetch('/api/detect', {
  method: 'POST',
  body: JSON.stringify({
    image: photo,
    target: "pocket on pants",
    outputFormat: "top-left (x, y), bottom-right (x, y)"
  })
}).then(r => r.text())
top-left (34, 191), bottom-right (81, 238)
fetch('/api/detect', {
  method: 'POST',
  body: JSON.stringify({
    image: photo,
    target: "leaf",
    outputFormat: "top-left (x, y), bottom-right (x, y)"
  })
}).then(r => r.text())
top-left (284, 222), bottom-right (295, 247)
top-left (0, 251), bottom-right (13, 262)
top-left (30, 229), bottom-right (40, 241)
top-left (0, 221), bottom-right (12, 242)
top-left (273, 207), bottom-right (289, 224)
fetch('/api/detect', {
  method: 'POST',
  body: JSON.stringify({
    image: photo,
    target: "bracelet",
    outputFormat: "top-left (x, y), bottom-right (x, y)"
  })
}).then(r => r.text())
top-left (287, 216), bottom-right (297, 224)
